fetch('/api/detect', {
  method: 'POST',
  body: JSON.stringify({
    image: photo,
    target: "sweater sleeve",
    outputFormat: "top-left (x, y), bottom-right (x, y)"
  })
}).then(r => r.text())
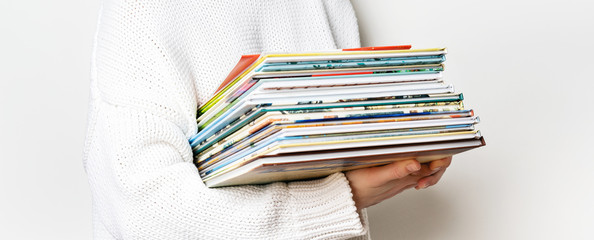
top-left (83, 1), bottom-right (369, 239)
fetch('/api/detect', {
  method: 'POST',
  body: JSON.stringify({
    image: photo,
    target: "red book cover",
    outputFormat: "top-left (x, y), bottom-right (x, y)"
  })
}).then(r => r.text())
top-left (215, 54), bottom-right (260, 93)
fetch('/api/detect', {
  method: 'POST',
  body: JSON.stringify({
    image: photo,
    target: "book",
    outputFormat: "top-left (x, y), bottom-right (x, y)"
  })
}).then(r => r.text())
top-left (204, 138), bottom-right (485, 187)
top-left (190, 45), bottom-right (485, 187)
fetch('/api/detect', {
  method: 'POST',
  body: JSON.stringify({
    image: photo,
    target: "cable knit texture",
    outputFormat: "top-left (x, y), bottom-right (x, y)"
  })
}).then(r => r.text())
top-left (84, 0), bottom-right (371, 239)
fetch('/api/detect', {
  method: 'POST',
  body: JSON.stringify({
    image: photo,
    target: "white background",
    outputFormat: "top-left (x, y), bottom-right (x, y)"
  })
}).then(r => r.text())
top-left (1, 0), bottom-right (593, 239)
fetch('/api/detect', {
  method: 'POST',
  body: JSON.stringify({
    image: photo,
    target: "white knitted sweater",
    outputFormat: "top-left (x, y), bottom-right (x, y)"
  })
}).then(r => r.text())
top-left (84, 0), bottom-right (370, 239)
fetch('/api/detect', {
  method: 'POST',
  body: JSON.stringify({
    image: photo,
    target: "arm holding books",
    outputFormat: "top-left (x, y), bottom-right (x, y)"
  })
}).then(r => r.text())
top-left (85, 101), bottom-right (368, 239)
top-left (85, 98), bottom-right (449, 239)
top-left (84, 1), bottom-right (454, 238)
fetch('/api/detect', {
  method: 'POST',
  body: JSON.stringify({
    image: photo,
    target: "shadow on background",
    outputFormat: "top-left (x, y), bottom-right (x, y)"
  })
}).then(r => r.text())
top-left (367, 186), bottom-right (465, 240)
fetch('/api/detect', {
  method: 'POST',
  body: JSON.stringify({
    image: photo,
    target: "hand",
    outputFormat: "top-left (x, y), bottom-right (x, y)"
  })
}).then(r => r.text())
top-left (345, 157), bottom-right (452, 210)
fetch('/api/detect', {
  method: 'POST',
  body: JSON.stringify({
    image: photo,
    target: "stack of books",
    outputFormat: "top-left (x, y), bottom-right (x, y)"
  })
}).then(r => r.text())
top-left (190, 45), bottom-right (485, 187)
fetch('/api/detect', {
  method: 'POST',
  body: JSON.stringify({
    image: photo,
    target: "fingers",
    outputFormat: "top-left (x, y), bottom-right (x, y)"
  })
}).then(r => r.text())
top-left (345, 159), bottom-right (424, 209)
top-left (373, 163), bottom-right (443, 204)
top-left (411, 156), bottom-right (452, 190)
top-left (376, 164), bottom-right (433, 198)
top-left (416, 166), bottom-right (447, 190)
top-left (365, 159), bottom-right (421, 187)
top-left (429, 156), bottom-right (452, 172)
top-left (346, 157), bottom-right (454, 210)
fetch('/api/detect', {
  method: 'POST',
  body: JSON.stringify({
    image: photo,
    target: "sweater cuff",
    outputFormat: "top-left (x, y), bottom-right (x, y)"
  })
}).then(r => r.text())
top-left (348, 209), bottom-right (371, 240)
top-left (288, 172), bottom-right (368, 239)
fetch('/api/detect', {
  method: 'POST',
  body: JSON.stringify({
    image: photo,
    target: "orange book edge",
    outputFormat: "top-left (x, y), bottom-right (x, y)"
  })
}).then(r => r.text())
top-left (214, 54), bottom-right (260, 93)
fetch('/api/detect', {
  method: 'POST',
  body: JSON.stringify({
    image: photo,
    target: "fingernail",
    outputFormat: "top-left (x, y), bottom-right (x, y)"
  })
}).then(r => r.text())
top-left (421, 182), bottom-right (431, 189)
top-left (430, 167), bottom-right (441, 175)
top-left (433, 162), bottom-right (446, 169)
top-left (407, 163), bottom-right (420, 172)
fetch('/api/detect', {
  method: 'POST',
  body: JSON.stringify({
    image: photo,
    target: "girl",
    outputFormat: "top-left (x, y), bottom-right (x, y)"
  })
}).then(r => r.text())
top-left (83, 1), bottom-right (451, 239)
